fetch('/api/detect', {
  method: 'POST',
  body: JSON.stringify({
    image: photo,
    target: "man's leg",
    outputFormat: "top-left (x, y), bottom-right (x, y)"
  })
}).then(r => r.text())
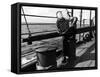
top-left (62, 36), bottom-right (69, 63)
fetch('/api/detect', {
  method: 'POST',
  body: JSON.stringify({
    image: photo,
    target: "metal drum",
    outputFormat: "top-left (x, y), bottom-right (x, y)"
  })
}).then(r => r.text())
top-left (36, 45), bottom-right (57, 68)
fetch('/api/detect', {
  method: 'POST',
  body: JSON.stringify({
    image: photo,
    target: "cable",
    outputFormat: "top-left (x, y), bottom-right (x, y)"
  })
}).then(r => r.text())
top-left (21, 14), bottom-right (57, 18)
top-left (21, 7), bottom-right (31, 37)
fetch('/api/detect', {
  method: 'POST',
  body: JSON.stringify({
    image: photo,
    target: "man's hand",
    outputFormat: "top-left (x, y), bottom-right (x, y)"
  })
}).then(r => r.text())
top-left (71, 17), bottom-right (78, 27)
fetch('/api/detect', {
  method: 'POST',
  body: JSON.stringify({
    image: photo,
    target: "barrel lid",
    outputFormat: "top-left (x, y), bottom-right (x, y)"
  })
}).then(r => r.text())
top-left (35, 45), bottom-right (57, 52)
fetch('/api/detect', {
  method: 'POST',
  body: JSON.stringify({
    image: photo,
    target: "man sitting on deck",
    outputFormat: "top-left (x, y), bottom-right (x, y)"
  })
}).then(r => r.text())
top-left (56, 9), bottom-right (78, 66)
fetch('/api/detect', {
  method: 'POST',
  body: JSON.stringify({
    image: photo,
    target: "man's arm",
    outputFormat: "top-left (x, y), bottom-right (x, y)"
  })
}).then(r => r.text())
top-left (62, 17), bottom-right (77, 34)
top-left (56, 20), bottom-right (62, 34)
top-left (70, 17), bottom-right (78, 27)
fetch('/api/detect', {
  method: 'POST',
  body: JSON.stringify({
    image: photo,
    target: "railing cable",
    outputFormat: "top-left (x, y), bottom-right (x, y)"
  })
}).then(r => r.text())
top-left (21, 7), bottom-right (31, 37)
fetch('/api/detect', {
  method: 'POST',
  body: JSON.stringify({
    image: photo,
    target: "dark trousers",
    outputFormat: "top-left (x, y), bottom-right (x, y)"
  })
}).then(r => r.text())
top-left (62, 26), bottom-right (76, 60)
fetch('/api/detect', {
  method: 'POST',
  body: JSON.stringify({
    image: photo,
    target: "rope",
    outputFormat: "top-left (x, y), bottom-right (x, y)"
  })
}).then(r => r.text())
top-left (21, 7), bottom-right (31, 37)
top-left (21, 14), bottom-right (57, 18)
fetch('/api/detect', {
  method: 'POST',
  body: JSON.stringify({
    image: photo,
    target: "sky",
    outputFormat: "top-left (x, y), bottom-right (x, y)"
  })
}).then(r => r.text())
top-left (21, 6), bottom-right (95, 24)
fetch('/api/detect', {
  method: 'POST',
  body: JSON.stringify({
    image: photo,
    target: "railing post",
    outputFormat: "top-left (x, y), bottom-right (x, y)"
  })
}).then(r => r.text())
top-left (89, 10), bottom-right (93, 39)
top-left (71, 9), bottom-right (73, 17)
top-left (79, 9), bottom-right (82, 41)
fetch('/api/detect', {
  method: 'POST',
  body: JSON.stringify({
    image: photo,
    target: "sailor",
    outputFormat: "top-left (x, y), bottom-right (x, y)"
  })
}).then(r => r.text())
top-left (56, 9), bottom-right (78, 65)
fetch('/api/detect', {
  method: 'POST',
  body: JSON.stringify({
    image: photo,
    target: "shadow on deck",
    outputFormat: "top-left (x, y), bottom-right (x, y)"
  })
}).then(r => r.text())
top-left (57, 41), bottom-right (95, 69)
